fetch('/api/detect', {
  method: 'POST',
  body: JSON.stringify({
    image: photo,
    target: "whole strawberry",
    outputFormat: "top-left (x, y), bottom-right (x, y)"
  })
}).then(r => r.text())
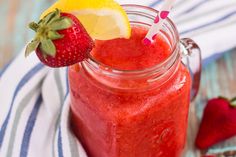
top-left (195, 97), bottom-right (236, 149)
top-left (202, 155), bottom-right (216, 157)
top-left (25, 9), bottom-right (94, 67)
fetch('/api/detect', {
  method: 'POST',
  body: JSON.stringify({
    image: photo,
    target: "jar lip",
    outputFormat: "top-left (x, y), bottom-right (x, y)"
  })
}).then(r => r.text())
top-left (84, 4), bottom-right (180, 75)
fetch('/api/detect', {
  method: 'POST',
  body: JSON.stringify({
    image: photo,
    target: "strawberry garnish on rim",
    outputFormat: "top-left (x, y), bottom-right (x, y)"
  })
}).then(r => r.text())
top-left (25, 9), bottom-right (94, 68)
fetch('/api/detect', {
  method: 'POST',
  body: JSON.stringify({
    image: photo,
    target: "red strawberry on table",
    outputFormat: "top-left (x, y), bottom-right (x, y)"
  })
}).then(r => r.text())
top-left (202, 155), bottom-right (216, 157)
top-left (25, 9), bottom-right (94, 67)
top-left (195, 97), bottom-right (236, 149)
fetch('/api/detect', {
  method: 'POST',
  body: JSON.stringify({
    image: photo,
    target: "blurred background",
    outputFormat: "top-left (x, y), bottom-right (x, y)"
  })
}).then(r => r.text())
top-left (0, 0), bottom-right (236, 155)
top-left (1, 0), bottom-right (236, 70)
top-left (0, 0), bottom-right (54, 68)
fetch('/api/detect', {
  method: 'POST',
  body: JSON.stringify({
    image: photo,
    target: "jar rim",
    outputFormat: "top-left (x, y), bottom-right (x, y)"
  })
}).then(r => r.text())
top-left (83, 4), bottom-right (180, 76)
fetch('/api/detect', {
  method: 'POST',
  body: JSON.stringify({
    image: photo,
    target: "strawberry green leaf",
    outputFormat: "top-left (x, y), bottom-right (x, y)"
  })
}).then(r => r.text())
top-left (43, 12), bottom-right (54, 24)
top-left (47, 9), bottom-right (61, 24)
top-left (48, 31), bottom-right (63, 40)
top-left (25, 40), bottom-right (40, 57)
top-left (44, 9), bottom-right (61, 25)
top-left (40, 39), bottom-right (56, 57)
top-left (38, 19), bottom-right (43, 25)
top-left (49, 17), bottom-right (72, 31)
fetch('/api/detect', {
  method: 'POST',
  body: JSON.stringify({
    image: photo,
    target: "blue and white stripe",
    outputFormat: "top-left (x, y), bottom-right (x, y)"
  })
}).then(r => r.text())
top-left (1, 0), bottom-right (236, 157)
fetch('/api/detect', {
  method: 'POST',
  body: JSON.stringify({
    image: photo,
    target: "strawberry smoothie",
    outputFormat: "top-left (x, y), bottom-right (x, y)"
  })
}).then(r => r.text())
top-left (69, 26), bottom-right (191, 157)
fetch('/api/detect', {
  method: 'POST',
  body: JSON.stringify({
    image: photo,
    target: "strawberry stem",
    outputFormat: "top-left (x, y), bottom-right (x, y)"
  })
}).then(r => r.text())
top-left (230, 97), bottom-right (236, 108)
top-left (29, 22), bottom-right (39, 32)
top-left (218, 96), bottom-right (229, 101)
top-left (231, 97), bottom-right (236, 102)
top-left (25, 9), bottom-right (72, 58)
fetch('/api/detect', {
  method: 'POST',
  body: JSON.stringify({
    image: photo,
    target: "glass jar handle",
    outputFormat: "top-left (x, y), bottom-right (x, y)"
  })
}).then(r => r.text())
top-left (180, 38), bottom-right (202, 101)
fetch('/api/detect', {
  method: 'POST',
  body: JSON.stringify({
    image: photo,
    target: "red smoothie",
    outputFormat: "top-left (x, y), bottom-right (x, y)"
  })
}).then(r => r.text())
top-left (69, 26), bottom-right (191, 157)
top-left (91, 26), bottom-right (171, 70)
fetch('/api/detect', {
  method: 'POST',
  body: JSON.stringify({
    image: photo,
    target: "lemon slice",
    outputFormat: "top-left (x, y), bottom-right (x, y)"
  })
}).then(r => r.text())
top-left (41, 0), bottom-right (131, 40)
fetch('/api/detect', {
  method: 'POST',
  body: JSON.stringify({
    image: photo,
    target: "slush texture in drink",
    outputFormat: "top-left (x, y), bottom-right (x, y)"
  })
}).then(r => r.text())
top-left (69, 26), bottom-right (191, 157)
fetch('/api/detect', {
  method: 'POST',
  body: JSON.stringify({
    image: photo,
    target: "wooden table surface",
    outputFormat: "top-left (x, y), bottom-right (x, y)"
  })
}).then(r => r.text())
top-left (189, 48), bottom-right (236, 157)
top-left (1, 0), bottom-right (236, 156)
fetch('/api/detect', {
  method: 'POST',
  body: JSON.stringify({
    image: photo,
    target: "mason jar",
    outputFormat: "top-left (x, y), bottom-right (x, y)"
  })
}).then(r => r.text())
top-left (69, 4), bottom-right (201, 157)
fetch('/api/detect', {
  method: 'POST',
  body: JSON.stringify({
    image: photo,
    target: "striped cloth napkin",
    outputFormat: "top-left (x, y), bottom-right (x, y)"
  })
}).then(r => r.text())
top-left (1, 0), bottom-right (236, 156)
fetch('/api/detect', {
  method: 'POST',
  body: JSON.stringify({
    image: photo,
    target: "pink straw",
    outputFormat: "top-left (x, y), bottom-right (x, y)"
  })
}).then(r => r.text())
top-left (143, 0), bottom-right (175, 45)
